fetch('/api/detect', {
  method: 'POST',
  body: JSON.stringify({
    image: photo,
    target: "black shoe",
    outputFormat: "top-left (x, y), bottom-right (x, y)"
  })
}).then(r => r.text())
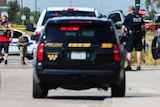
top-left (4, 60), bottom-right (7, 64)
top-left (0, 57), bottom-right (4, 63)
top-left (125, 65), bottom-right (132, 71)
top-left (22, 62), bottom-right (26, 65)
top-left (137, 66), bottom-right (141, 70)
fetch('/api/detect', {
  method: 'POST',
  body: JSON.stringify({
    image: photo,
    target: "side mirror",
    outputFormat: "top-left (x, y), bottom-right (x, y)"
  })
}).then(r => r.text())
top-left (98, 13), bottom-right (103, 18)
top-left (31, 35), bottom-right (39, 41)
top-left (115, 21), bottom-right (123, 29)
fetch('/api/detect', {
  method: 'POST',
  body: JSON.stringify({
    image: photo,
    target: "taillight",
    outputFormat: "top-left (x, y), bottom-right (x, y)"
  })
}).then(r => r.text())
top-left (36, 31), bottom-right (40, 36)
top-left (60, 27), bottom-right (80, 31)
top-left (67, 8), bottom-right (74, 11)
top-left (37, 43), bottom-right (44, 61)
top-left (114, 44), bottom-right (120, 61)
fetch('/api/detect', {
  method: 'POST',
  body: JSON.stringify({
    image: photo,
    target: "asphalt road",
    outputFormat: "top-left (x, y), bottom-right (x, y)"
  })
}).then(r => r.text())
top-left (0, 56), bottom-right (160, 107)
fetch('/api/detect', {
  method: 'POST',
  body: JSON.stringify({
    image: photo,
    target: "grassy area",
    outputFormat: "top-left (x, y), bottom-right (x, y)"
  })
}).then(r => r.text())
top-left (131, 30), bottom-right (160, 66)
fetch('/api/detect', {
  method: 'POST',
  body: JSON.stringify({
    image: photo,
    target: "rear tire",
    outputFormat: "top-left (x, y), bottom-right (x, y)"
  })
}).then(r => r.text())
top-left (151, 36), bottom-right (158, 59)
top-left (33, 75), bottom-right (48, 98)
top-left (111, 73), bottom-right (125, 97)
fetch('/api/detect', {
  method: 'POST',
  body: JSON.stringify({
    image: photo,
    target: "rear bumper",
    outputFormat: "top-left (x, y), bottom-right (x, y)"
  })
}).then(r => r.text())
top-left (34, 68), bottom-right (122, 89)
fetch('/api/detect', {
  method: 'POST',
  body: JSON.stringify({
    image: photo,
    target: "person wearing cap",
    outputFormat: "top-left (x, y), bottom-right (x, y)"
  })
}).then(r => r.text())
top-left (121, 5), bottom-right (144, 71)
top-left (0, 15), bottom-right (13, 64)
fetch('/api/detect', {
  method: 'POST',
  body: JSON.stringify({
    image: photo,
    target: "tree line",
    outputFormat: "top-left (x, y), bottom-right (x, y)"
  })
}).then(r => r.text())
top-left (7, 0), bottom-right (40, 25)
top-left (145, 0), bottom-right (160, 19)
top-left (6, 0), bottom-right (160, 24)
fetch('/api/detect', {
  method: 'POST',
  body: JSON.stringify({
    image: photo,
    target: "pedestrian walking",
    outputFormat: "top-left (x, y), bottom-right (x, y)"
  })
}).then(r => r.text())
top-left (18, 33), bottom-right (29, 65)
top-left (121, 5), bottom-right (144, 71)
top-left (0, 15), bottom-right (13, 64)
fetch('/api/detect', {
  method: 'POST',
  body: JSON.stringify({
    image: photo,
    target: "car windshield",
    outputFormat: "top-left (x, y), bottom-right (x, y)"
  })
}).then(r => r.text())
top-left (13, 31), bottom-right (22, 38)
top-left (42, 11), bottom-right (96, 25)
top-left (45, 23), bottom-right (115, 43)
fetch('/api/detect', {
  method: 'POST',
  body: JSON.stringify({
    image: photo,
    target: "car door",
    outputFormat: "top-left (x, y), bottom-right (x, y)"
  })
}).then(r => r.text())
top-left (107, 10), bottom-right (127, 60)
top-left (9, 30), bottom-right (22, 54)
top-left (107, 10), bottom-right (125, 35)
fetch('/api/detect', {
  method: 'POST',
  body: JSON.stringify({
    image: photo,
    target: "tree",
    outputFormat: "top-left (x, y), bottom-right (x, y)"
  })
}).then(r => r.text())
top-left (20, 7), bottom-right (31, 24)
top-left (8, 0), bottom-right (20, 23)
top-left (7, 0), bottom-right (40, 25)
top-left (145, 0), bottom-right (159, 19)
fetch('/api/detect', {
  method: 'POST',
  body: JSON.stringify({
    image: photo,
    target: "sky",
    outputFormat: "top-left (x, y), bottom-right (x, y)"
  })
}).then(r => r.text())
top-left (8, 0), bottom-right (146, 15)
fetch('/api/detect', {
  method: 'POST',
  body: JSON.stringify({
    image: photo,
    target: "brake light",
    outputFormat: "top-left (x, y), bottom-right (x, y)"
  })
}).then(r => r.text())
top-left (36, 31), bottom-right (40, 36)
top-left (114, 44), bottom-right (120, 61)
top-left (60, 27), bottom-right (80, 31)
top-left (67, 8), bottom-right (74, 11)
top-left (37, 43), bottom-right (44, 61)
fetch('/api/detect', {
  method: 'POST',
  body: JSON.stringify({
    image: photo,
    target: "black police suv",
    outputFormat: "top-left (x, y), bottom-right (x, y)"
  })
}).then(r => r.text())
top-left (31, 17), bottom-right (126, 98)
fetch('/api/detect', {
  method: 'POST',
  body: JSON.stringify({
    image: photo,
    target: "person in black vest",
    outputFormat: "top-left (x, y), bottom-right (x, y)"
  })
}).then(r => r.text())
top-left (121, 5), bottom-right (144, 71)
top-left (0, 15), bottom-right (13, 64)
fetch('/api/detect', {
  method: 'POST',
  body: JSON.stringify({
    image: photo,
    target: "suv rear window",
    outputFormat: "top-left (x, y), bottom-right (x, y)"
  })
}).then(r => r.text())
top-left (45, 23), bottom-right (115, 43)
top-left (42, 11), bottom-right (96, 25)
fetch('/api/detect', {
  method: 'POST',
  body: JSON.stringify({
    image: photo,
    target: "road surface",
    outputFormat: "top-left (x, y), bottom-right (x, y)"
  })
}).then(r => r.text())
top-left (0, 56), bottom-right (160, 107)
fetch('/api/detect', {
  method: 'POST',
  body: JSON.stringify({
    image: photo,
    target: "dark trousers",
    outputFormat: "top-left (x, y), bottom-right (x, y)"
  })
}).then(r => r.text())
top-left (19, 46), bottom-right (27, 64)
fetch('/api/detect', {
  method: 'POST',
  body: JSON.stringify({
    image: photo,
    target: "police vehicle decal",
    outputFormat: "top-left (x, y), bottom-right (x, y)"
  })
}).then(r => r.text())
top-left (47, 52), bottom-right (59, 61)
top-left (45, 43), bottom-right (63, 47)
top-left (101, 43), bottom-right (113, 48)
top-left (68, 43), bottom-right (91, 48)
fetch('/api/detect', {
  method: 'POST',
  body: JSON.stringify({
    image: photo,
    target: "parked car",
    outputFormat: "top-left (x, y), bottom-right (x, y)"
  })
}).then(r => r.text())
top-left (26, 7), bottom-right (101, 55)
top-left (107, 10), bottom-right (125, 29)
top-left (31, 17), bottom-right (126, 98)
top-left (27, 7), bottom-right (100, 34)
top-left (8, 29), bottom-right (35, 59)
top-left (147, 14), bottom-right (160, 30)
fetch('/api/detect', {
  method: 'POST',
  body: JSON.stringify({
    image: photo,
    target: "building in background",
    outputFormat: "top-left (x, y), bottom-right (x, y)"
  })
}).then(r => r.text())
top-left (0, 0), bottom-right (7, 15)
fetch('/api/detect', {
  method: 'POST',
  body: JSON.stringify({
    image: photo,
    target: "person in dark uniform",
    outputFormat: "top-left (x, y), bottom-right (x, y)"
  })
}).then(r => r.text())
top-left (18, 33), bottom-right (29, 65)
top-left (121, 5), bottom-right (144, 71)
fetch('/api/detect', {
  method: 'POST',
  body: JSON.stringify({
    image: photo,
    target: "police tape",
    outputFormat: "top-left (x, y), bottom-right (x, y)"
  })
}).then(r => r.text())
top-left (0, 27), bottom-right (26, 30)
top-left (145, 23), bottom-right (160, 26)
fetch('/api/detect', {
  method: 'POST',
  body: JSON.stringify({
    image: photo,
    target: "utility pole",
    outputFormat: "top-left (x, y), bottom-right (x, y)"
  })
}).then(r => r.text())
top-left (135, 0), bottom-right (141, 12)
top-left (70, 0), bottom-right (72, 7)
top-left (35, 0), bottom-right (37, 12)
top-left (21, 0), bottom-right (23, 9)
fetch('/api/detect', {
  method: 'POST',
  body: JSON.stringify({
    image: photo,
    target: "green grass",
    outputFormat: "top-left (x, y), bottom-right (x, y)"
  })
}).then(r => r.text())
top-left (130, 30), bottom-right (160, 66)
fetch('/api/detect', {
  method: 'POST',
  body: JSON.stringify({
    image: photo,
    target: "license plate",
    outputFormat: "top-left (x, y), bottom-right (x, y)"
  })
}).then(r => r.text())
top-left (71, 52), bottom-right (86, 60)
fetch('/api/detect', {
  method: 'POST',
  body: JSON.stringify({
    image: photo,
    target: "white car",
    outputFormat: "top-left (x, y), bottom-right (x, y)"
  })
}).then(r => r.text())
top-left (27, 7), bottom-right (100, 53)
top-left (34, 7), bottom-right (100, 36)
top-left (8, 29), bottom-right (35, 59)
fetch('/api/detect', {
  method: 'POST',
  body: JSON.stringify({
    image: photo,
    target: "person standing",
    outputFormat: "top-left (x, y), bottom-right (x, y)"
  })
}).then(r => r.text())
top-left (0, 15), bottom-right (13, 64)
top-left (121, 5), bottom-right (144, 71)
top-left (18, 33), bottom-right (29, 65)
